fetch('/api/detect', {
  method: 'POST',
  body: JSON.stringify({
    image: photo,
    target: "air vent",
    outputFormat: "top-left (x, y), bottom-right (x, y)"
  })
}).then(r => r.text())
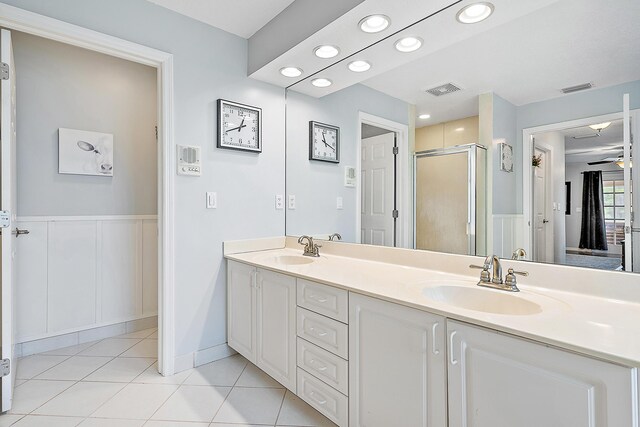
top-left (561, 82), bottom-right (593, 94)
top-left (426, 83), bottom-right (462, 97)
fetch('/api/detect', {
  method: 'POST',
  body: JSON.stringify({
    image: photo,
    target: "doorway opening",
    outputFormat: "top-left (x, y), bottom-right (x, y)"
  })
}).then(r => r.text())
top-left (524, 112), bottom-right (636, 271)
top-left (0, 4), bottom-right (176, 412)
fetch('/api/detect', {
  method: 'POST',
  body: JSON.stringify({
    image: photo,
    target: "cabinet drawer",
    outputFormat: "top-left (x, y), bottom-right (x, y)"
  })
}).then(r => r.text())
top-left (297, 368), bottom-right (348, 427)
top-left (297, 307), bottom-right (348, 359)
top-left (297, 279), bottom-right (348, 323)
top-left (297, 338), bottom-right (348, 395)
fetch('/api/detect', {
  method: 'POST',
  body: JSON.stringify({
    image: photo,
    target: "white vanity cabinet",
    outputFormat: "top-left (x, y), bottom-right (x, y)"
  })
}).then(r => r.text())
top-left (447, 320), bottom-right (638, 427)
top-left (349, 293), bottom-right (447, 427)
top-left (227, 260), bottom-right (297, 391)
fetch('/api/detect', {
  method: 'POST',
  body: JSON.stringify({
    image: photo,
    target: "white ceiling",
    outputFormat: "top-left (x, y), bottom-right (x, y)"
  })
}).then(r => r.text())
top-left (561, 120), bottom-right (625, 164)
top-left (360, 0), bottom-right (640, 125)
top-left (145, 0), bottom-right (295, 38)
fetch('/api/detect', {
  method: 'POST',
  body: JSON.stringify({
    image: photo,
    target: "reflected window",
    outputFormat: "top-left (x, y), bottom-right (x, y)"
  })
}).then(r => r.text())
top-left (603, 180), bottom-right (631, 245)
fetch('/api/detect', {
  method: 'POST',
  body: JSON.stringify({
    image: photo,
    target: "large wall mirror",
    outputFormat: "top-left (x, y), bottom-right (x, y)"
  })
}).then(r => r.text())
top-left (284, 0), bottom-right (640, 274)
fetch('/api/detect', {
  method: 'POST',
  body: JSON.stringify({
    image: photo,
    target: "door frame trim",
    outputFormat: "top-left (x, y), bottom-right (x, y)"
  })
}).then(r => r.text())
top-left (357, 112), bottom-right (410, 248)
top-left (0, 3), bottom-right (176, 375)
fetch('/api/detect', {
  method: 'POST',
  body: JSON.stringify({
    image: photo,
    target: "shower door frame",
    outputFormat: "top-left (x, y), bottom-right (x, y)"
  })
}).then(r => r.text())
top-left (413, 143), bottom-right (484, 255)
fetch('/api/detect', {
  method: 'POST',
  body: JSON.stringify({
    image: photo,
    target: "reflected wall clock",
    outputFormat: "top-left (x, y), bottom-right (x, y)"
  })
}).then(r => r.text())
top-left (309, 121), bottom-right (339, 163)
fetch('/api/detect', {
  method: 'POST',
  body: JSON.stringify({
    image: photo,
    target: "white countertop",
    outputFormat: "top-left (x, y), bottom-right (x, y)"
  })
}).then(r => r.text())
top-left (225, 239), bottom-right (640, 368)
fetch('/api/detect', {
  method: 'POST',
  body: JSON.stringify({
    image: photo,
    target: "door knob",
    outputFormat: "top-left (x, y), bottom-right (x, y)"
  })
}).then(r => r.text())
top-left (542, 219), bottom-right (549, 224)
top-left (12, 228), bottom-right (29, 237)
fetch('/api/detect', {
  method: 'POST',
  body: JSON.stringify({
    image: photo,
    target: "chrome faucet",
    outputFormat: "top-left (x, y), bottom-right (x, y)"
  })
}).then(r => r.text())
top-left (329, 233), bottom-right (342, 242)
top-left (470, 255), bottom-right (527, 292)
top-left (511, 248), bottom-right (527, 260)
top-left (298, 235), bottom-right (321, 257)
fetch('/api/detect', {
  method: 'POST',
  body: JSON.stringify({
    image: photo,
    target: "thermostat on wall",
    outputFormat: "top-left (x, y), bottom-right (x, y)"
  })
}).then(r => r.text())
top-left (177, 145), bottom-right (201, 176)
top-left (344, 166), bottom-right (356, 187)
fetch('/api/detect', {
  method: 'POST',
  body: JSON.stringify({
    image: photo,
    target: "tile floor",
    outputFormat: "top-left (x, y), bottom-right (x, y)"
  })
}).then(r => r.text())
top-left (2, 328), bottom-right (336, 427)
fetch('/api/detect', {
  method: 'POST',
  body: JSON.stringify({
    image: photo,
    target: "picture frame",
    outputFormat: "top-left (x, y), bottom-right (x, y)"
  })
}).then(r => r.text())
top-left (58, 128), bottom-right (114, 177)
top-left (500, 142), bottom-right (514, 173)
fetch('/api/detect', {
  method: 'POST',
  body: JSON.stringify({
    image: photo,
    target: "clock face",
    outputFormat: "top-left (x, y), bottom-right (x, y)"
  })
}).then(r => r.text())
top-left (501, 143), bottom-right (513, 172)
top-left (310, 122), bottom-right (339, 163)
top-left (217, 100), bottom-right (261, 152)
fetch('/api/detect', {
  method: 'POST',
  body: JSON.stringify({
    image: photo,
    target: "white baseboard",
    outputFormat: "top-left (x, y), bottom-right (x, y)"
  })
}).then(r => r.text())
top-left (16, 315), bottom-right (157, 358)
top-left (174, 342), bottom-right (237, 373)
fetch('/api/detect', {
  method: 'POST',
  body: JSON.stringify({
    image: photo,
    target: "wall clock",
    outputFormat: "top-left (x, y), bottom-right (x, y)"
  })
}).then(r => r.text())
top-left (217, 99), bottom-right (262, 153)
top-left (500, 142), bottom-right (513, 173)
top-left (309, 121), bottom-right (339, 163)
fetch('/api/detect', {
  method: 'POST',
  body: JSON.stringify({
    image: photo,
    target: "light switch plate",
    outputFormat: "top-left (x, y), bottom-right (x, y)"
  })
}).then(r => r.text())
top-left (206, 192), bottom-right (217, 209)
top-left (275, 195), bottom-right (284, 210)
top-left (288, 195), bottom-right (296, 210)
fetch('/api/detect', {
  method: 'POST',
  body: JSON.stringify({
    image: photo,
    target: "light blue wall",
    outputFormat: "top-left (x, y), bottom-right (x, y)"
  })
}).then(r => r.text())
top-left (492, 94), bottom-right (518, 214)
top-left (496, 79), bottom-right (640, 214)
top-left (1, 0), bottom-right (286, 358)
top-left (286, 84), bottom-right (409, 241)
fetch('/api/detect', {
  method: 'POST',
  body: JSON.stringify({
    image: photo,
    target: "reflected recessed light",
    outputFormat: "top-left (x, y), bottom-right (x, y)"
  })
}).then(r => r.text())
top-left (456, 2), bottom-right (494, 24)
top-left (314, 45), bottom-right (340, 59)
top-left (419, 114), bottom-right (431, 120)
top-left (279, 67), bottom-right (303, 78)
top-left (455, 127), bottom-right (465, 132)
top-left (359, 14), bottom-right (390, 33)
top-left (311, 78), bottom-right (332, 88)
top-left (589, 122), bottom-right (611, 131)
top-left (348, 60), bottom-right (371, 73)
top-left (395, 36), bottom-right (423, 53)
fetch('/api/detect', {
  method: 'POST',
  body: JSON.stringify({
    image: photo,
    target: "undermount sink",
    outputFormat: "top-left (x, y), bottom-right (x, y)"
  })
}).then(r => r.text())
top-left (272, 255), bottom-right (315, 265)
top-left (422, 285), bottom-right (542, 315)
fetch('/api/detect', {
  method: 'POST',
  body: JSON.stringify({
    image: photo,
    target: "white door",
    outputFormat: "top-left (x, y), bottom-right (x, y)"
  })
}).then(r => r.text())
top-left (447, 321), bottom-right (636, 426)
top-left (361, 133), bottom-right (395, 246)
top-left (227, 260), bottom-right (256, 363)
top-left (349, 293), bottom-right (446, 426)
top-left (533, 147), bottom-right (552, 263)
top-left (631, 108), bottom-right (640, 272)
top-left (1, 28), bottom-right (17, 412)
top-left (255, 269), bottom-right (296, 392)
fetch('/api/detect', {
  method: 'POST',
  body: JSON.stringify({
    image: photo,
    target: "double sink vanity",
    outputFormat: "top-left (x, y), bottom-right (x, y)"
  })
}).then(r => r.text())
top-left (225, 237), bottom-right (640, 426)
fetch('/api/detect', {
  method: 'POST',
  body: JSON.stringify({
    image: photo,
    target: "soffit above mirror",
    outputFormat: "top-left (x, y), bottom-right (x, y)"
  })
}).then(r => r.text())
top-left (248, 0), bottom-right (461, 88)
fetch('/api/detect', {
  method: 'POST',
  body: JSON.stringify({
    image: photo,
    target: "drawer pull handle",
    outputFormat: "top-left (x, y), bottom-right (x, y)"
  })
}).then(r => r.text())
top-left (431, 322), bottom-right (440, 355)
top-left (309, 327), bottom-right (328, 337)
top-left (308, 294), bottom-right (328, 303)
top-left (449, 331), bottom-right (458, 365)
top-left (309, 390), bottom-right (327, 405)
top-left (309, 359), bottom-right (328, 372)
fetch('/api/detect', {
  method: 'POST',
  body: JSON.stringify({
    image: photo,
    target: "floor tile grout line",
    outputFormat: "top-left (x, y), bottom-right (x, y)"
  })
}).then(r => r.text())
top-left (16, 353), bottom-right (74, 381)
top-left (143, 381), bottom-right (183, 423)
top-left (18, 376), bottom-right (80, 416)
top-left (273, 388), bottom-right (288, 427)
top-left (209, 358), bottom-right (250, 423)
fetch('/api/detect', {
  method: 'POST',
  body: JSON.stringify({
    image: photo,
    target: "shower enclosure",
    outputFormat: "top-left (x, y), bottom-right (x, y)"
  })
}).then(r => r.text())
top-left (414, 144), bottom-right (486, 255)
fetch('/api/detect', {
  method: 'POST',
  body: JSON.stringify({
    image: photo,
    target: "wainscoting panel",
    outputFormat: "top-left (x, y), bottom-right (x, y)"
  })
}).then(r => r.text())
top-left (101, 220), bottom-right (141, 322)
top-left (48, 221), bottom-right (98, 333)
top-left (15, 215), bottom-right (158, 344)
top-left (15, 221), bottom-right (48, 338)
top-left (493, 215), bottom-right (525, 259)
top-left (142, 219), bottom-right (158, 316)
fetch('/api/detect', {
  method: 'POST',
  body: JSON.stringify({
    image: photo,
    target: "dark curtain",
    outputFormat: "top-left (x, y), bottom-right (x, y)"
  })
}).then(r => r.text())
top-left (579, 171), bottom-right (608, 250)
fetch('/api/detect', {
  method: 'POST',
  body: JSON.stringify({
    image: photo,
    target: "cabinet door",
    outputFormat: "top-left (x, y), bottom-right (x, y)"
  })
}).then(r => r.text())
top-left (256, 269), bottom-right (296, 391)
top-left (447, 320), bottom-right (638, 427)
top-left (227, 260), bottom-right (256, 363)
top-left (349, 293), bottom-right (446, 427)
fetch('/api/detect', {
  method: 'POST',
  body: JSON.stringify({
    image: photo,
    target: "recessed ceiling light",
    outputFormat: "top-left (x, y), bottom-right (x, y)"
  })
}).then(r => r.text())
top-left (456, 2), bottom-right (494, 24)
top-left (314, 45), bottom-right (340, 59)
top-left (395, 36), bottom-right (423, 53)
top-left (311, 78), bottom-right (332, 88)
top-left (455, 127), bottom-right (465, 132)
top-left (359, 14), bottom-right (390, 33)
top-left (589, 122), bottom-right (611, 131)
top-left (418, 114), bottom-right (431, 120)
top-left (279, 67), bottom-right (303, 78)
top-left (348, 60), bottom-right (371, 73)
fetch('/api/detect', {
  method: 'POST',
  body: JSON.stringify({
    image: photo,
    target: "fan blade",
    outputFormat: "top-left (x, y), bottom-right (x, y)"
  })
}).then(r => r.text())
top-left (587, 160), bottom-right (614, 165)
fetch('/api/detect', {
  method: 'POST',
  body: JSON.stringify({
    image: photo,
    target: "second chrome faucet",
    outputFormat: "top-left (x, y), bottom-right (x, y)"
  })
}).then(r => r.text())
top-left (470, 255), bottom-right (528, 292)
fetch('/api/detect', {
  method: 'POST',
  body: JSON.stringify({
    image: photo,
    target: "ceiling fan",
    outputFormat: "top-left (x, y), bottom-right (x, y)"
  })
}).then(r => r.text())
top-left (588, 150), bottom-right (633, 167)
